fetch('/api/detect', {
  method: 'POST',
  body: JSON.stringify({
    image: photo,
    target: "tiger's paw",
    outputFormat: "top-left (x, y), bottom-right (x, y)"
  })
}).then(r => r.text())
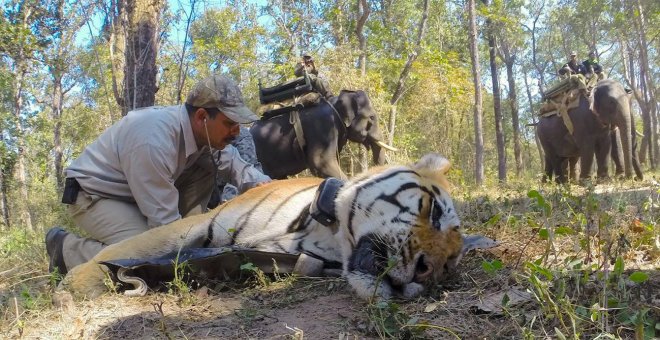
top-left (345, 271), bottom-right (393, 301)
top-left (401, 282), bottom-right (425, 299)
top-left (59, 261), bottom-right (109, 299)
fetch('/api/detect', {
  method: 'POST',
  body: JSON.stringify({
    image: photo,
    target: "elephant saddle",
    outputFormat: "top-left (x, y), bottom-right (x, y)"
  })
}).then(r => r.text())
top-left (257, 75), bottom-right (324, 120)
top-left (539, 74), bottom-right (592, 135)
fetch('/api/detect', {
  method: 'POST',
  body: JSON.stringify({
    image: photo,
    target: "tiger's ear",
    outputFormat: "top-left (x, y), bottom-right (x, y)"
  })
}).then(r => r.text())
top-left (413, 153), bottom-right (451, 175)
top-left (461, 234), bottom-right (499, 256)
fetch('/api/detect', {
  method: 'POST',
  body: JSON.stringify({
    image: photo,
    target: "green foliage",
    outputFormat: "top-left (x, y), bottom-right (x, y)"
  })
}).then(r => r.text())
top-left (366, 300), bottom-right (426, 339)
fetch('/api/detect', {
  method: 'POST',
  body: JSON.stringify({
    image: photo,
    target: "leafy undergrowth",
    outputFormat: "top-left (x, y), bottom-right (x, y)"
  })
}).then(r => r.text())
top-left (0, 178), bottom-right (658, 339)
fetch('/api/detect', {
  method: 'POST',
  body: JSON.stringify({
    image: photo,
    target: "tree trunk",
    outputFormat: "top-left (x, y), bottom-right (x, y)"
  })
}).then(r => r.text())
top-left (505, 58), bottom-right (523, 176)
top-left (0, 159), bottom-right (9, 229)
top-left (482, 0), bottom-right (505, 182)
top-left (386, 0), bottom-right (429, 146)
top-left (356, 0), bottom-right (370, 171)
top-left (524, 69), bottom-right (544, 169)
top-left (52, 71), bottom-right (64, 190)
top-left (122, 0), bottom-right (162, 115)
top-left (528, 2), bottom-right (547, 96)
top-left (356, 0), bottom-right (370, 77)
top-left (12, 65), bottom-right (33, 231)
top-left (468, 0), bottom-right (484, 185)
top-left (633, 0), bottom-right (657, 169)
top-left (175, 0), bottom-right (197, 104)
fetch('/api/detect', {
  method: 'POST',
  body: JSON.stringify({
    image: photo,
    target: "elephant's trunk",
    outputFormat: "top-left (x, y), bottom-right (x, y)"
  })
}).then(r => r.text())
top-left (370, 141), bottom-right (387, 165)
top-left (619, 116), bottom-right (633, 178)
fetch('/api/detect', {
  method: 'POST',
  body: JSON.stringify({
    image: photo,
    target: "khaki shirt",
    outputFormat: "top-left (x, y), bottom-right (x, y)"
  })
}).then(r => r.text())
top-left (66, 105), bottom-right (269, 227)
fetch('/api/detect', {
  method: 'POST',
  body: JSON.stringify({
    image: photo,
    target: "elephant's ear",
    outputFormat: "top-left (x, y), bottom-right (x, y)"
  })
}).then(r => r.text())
top-left (334, 90), bottom-right (354, 128)
top-left (413, 153), bottom-right (451, 175)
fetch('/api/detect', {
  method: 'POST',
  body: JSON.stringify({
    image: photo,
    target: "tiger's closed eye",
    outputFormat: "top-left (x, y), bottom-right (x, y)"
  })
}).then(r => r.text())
top-left (430, 199), bottom-right (444, 229)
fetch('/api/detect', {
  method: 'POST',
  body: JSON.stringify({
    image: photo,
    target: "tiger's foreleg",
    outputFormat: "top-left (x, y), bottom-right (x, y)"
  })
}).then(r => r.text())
top-left (61, 211), bottom-right (230, 298)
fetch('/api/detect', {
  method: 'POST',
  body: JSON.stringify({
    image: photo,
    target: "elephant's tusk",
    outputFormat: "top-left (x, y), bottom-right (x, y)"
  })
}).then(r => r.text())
top-left (375, 140), bottom-right (399, 152)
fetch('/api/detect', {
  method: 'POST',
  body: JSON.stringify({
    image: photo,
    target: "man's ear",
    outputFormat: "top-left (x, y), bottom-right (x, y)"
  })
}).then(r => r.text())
top-left (193, 108), bottom-right (208, 125)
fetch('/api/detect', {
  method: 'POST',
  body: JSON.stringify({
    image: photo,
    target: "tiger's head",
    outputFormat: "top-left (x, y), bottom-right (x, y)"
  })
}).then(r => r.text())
top-left (333, 153), bottom-right (490, 300)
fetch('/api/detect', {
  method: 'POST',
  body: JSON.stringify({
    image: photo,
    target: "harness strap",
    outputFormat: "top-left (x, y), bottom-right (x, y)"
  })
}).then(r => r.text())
top-left (548, 90), bottom-right (575, 135)
top-left (289, 110), bottom-right (306, 153)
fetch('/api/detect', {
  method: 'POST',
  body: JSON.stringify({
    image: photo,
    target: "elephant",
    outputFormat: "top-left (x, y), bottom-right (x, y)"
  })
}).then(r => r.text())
top-left (250, 90), bottom-right (396, 179)
top-left (537, 79), bottom-right (643, 183)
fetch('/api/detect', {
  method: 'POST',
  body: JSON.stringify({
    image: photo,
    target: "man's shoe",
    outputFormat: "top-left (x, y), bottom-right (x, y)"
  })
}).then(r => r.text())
top-left (45, 227), bottom-right (68, 276)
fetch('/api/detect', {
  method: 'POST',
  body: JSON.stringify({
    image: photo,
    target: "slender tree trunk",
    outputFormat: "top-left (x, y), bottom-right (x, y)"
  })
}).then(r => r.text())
top-left (468, 0), bottom-right (484, 185)
top-left (356, 0), bottom-right (370, 171)
top-left (174, 0), bottom-right (196, 104)
top-left (505, 59), bottom-right (523, 176)
top-left (356, 0), bottom-right (369, 77)
top-left (524, 69), bottom-right (544, 169)
top-left (386, 0), bottom-right (429, 146)
top-left (528, 2), bottom-right (547, 96)
top-left (52, 72), bottom-right (64, 190)
top-left (621, 39), bottom-right (649, 165)
top-left (0, 158), bottom-right (9, 229)
top-left (482, 0), bottom-right (505, 182)
top-left (122, 0), bottom-right (162, 115)
top-left (633, 0), bottom-right (657, 168)
top-left (12, 65), bottom-right (33, 231)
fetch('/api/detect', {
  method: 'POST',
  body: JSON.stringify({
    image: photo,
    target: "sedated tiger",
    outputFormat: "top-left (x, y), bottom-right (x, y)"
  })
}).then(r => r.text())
top-left (61, 153), bottom-right (492, 300)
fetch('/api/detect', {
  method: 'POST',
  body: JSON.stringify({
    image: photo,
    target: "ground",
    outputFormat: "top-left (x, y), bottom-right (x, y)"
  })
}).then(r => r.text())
top-left (1, 181), bottom-right (658, 339)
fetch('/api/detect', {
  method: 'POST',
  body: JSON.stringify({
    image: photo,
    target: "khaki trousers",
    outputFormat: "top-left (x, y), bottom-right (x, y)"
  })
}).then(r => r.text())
top-left (62, 158), bottom-right (216, 270)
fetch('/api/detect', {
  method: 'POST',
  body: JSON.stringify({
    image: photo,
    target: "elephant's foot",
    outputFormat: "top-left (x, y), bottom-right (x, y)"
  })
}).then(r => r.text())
top-left (578, 177), bottom-right (595, 187)
top-left (59, 261), bottom-right (111, 299)
top-left (596, 176), bottom-right (612, 185)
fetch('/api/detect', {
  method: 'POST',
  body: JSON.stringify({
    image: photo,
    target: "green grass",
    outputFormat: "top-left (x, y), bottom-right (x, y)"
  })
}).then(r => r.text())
top-left (0, 175), bottom-right (658, 338)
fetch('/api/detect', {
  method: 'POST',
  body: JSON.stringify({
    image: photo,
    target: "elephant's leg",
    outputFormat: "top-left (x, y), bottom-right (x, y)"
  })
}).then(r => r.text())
top-left (308, 147), bottom-right (347, 179)
top-left (568, 157), bottom-right (579, 183)
top-left (554, 158), bottom-right (568, 184)
top-left (594, 134), bottom-right (611, 180)
top-left (542, 154), bottom-right (554, 183)
top-left (579, 143), bottom-right (596, 180)
top-left (631, 126), bottom-right (644, 180)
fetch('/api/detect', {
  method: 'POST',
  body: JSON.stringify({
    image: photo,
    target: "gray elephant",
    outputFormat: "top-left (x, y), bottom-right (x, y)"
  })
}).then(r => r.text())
top-left (250, 90), bottom-right (396, 179)
top-left (537, 79), bottom-right (643, 183)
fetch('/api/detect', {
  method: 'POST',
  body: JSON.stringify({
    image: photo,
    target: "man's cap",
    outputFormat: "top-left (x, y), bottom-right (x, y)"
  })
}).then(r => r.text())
top-left (186, 75), bottom-right (258, 124)
top-left (570, 51), bottom-right (577, 56)
top-left (589, 51), bottom-right (596, 57)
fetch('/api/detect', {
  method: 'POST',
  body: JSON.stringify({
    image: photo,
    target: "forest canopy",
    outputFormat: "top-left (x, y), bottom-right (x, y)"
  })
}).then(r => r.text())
top-left (0, 0), bottom-right (658, 230)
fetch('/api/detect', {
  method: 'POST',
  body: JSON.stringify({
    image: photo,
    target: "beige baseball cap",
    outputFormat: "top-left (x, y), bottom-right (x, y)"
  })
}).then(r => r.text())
top-left (186, 75), bottom-right (258, 123)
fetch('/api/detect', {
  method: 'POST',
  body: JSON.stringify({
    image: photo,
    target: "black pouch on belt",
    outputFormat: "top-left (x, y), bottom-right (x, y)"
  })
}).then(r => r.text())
top-left (61, 178), bottom-right (81, 204)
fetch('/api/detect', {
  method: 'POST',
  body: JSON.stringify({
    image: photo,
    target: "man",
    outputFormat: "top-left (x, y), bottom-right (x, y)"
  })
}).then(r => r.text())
top-left (293, 54), bottom-right (333, 99)
top-left (581, 51), bottom-right (603, 78)
top-left (46, 75), bottom-right (271, 275)
top-left (558, 51), bottom-right (583, 76)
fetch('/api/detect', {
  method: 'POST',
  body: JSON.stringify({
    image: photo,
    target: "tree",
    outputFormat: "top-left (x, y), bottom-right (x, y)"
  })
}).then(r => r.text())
top-left (386, 0), bottom-right (430, 147)
top-left (468, 0), bottom-right (484, 185)
top-left (494, 0), bottom-right (525, 177)
top-left (482, 0), bottom-right (505, 182)
top-left (122, 0), bottom-right (163, 114)
top-left (0, 1), bottom-right (52, 230)
top-left (41, 0), bottom-right (92, 190)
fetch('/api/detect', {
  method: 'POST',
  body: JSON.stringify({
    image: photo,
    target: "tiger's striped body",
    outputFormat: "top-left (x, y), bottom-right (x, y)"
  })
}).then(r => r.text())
top-left (62, 153), bottom-right (467, 300)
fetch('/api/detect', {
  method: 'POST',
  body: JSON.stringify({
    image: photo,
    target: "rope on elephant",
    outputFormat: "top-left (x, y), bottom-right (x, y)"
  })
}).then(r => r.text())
top-left (289, 110), bottom-right (307, 153)
top-left (538, 74), bottom-right (592, 135)
top-left (539, 88), bottom-right (585, 135)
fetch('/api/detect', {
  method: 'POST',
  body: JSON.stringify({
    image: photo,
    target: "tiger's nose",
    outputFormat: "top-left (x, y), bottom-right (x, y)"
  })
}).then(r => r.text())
top-left (414, 255), bottom-right (433, 283)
